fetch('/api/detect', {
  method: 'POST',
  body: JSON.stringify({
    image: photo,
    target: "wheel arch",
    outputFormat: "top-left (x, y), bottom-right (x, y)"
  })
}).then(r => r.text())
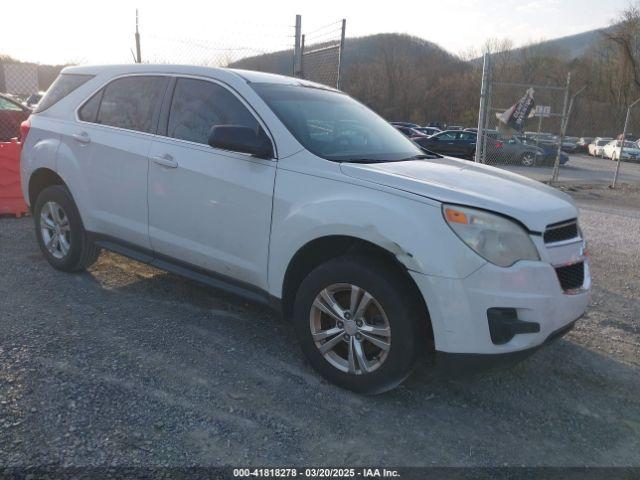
top-left (28, 167), bottom-right (66, 209)
top-left (280, 234), bottom-right (434, 344)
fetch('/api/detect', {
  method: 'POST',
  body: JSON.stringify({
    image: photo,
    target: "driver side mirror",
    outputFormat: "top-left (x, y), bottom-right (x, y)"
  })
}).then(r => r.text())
top-left (208, 125), bottom-right (273, 159)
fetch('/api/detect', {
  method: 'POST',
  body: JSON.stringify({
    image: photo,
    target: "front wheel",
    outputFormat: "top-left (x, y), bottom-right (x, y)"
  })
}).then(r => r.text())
top-left (292, 255), bottom-right (427, 394)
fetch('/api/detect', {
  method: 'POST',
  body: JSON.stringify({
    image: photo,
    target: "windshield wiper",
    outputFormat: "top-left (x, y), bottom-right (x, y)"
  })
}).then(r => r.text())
top-left (399, 153), bottom-right (439, 161)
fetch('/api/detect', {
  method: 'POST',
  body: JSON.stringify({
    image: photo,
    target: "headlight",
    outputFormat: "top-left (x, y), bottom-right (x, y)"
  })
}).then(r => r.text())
top-left (442, 205), bottom-right (540, 267)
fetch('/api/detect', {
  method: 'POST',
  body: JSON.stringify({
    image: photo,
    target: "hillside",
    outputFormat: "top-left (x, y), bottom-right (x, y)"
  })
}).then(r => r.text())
top-left (507, 25), bottom-right (616, 60)
top-left (230, 33), bottom-right (461, 76)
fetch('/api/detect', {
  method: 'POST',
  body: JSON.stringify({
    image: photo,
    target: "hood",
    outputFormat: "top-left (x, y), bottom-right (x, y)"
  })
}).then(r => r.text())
top-left (341, 156), bottom-right (577, 232)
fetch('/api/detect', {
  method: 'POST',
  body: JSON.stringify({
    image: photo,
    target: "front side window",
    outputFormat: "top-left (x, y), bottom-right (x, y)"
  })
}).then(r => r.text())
top-left (251, 83), bottom-right (423, 162)
top-left (167, 78), bottom-right (259, 145)
top-left (459, 132), bottom-right (476, 141)
top-left (35, 74), bottom-right (93, 113)
top-left (96, 76), bottom-right (168, 133)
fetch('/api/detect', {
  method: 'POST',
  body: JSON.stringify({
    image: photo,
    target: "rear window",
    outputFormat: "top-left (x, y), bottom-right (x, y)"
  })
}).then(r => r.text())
top-left (35, 74), bottom-right (93, 113)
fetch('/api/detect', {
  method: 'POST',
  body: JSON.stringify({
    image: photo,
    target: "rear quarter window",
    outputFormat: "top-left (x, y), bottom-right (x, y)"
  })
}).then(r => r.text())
top-left (35, 74), bottom-right (94, 113)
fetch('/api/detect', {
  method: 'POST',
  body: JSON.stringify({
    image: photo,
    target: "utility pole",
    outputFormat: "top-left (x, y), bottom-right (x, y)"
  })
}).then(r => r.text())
top-left (612, 96), bottom-right (640, 188)
top-left (293, 15), bottom-right (302, 77)
top-left (336, 19), bottom-right (346, 90)
top-left (135, 9), bottom-right (142, 63)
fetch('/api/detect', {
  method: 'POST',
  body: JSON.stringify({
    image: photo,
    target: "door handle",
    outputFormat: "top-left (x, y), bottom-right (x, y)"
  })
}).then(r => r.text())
top-left (152, 154), bottom-right (178, 169)
top-left (72, 132), bottom-right (91, 145)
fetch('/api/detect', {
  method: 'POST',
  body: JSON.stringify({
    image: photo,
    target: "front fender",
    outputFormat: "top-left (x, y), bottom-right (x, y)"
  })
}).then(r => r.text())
top-left (268, 168), bottom-right (486, 298)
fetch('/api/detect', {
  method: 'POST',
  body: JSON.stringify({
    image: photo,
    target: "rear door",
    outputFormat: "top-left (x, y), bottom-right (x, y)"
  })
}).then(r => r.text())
top-left (147, 77), bottom-right (276, 290)
top-left (71, 75), bottom-right (169, 248)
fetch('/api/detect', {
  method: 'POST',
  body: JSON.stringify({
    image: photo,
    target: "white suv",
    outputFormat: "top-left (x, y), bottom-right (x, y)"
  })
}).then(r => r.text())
top-left (20, 65), bottom-right (590, 393)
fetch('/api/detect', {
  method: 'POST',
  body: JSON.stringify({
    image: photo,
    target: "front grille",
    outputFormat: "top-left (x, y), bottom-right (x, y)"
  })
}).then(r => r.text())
top-left (555, 262), bottom-right (584, 291)
top-left (544, 219), bottom-right (578, 244)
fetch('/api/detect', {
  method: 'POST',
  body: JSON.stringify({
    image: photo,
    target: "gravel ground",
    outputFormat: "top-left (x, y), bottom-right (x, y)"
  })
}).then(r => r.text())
top-left (0, 184), bottom-right (638, 468)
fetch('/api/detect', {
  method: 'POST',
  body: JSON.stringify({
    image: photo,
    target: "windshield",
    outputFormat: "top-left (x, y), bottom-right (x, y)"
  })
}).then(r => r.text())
top-left (251, 83), bottom-right (424, 162)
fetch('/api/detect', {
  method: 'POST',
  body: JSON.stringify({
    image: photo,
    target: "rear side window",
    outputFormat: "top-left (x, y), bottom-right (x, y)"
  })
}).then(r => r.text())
top-left (167, 78), bottom-right (259, 145)
top-left (35, 74), bottom-right (93, 113)
top-left (96, 76), bottom-right (168, 133)
top-left (78, 91), bottom-right (102, 122)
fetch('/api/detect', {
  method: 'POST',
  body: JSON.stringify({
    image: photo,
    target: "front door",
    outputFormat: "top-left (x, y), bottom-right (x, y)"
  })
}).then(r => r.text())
top-left (147, 77), bottom-right (276, 290)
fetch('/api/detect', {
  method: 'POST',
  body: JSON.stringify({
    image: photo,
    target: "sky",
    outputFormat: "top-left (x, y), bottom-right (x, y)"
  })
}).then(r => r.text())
top-left (0, 0), bottom-right (630, 65)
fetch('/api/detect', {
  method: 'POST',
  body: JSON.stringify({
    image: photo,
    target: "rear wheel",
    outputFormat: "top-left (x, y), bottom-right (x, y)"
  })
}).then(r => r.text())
top-left (34, 185), bottom-right (100, 272)
top-left (521, 152), bottom-right (536, 167)
top-left (292, 255), bottom-right (427, 394)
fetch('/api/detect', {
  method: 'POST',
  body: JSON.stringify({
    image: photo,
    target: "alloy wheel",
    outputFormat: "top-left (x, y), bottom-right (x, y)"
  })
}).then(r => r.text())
top-left (40, 201), bottom-right (71, 259)
top-left (309, 283), bottom-right (391, 375)
top-left (521, 152), bottom-right (535, 167)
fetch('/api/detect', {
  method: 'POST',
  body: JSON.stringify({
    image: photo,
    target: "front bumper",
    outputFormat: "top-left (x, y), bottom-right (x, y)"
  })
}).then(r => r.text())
top-left (410, 257), bottom-right (591, 356)
top-left (434, 316), bottom-right (580, 376)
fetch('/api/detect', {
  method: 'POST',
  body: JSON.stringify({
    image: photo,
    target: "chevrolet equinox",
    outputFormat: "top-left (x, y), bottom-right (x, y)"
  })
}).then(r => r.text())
top-left (20, 65), bottom-right (591, 393)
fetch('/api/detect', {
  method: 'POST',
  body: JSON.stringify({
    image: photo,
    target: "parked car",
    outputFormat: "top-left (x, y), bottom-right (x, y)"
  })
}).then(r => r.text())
top-left (588, 138), bottom-right (612, 157)
top-left (576, 137), bottom-right (593, 152)
top-left (394, 125), bottom-right (426, 138)
top-left (519, 136), bottom-right (570, 166)
top-left (413, 127), bottom-right (441, 136)
top-left (21, 65), bottom-right (590, 393)
top-left (602, 140), bottom-right (640, 162)
top-left (390, 121), bottom-right (420, 129)
top-left (447, 125), bottom-right (464, 131)
top-left (23, 92), bottom-right (44, 110)
top-left (486, 134), bottom-right (545, 166)
top-left (0, 93), bottom-right (31, 141)
top-left (464, 128), bottom-right (478, 133)
top-left (415, 129), bottom-right (477, 159)
top-left (561, 137), bottom-right (579, 154)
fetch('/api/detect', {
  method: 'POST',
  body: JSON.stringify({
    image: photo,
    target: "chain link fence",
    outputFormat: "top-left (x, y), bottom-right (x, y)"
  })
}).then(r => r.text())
top-left (299, 20), bottom-right (346, 89)
top-left (475, 53), bottom-right (572, 183)
top-left (475, 52), bottom-right (640, 186)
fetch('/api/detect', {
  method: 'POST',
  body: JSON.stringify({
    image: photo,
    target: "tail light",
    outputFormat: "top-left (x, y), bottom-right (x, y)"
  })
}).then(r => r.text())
top-left (19, 118), bottom-right (31, 143)
top-left (494, 140), bottom-right (503, 148)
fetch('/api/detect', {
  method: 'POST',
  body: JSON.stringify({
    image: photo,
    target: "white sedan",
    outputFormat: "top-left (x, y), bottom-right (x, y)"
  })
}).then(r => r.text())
top-left (588, 138), bottom-right (612, 157)
top-left (602, 140), bottom-right (640, 161)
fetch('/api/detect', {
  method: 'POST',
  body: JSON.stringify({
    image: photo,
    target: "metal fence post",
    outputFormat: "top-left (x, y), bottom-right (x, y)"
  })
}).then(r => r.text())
top-left (293, 15), bottom-right (302, 77)
top-left (336, 19), bottom-right (346, 90)
top-left (551, 72), bottom-right (571, 183)
top-left (475, 53), bottom-right (490, 163)
top-left (612, 97), bottom-right (640, 188)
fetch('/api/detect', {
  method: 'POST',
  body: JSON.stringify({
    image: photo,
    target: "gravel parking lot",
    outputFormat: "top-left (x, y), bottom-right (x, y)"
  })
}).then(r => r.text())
top-left (0, 183), bottom-right (639, 468)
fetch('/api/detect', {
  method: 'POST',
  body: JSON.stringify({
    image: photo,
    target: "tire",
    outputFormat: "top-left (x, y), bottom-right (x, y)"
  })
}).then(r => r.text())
top-left (521, 152), bottom-right (536, 167)
top-left (34, 185), bottom-right (100, 272)
top-left (292, 254), bottom-right (427, 394)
